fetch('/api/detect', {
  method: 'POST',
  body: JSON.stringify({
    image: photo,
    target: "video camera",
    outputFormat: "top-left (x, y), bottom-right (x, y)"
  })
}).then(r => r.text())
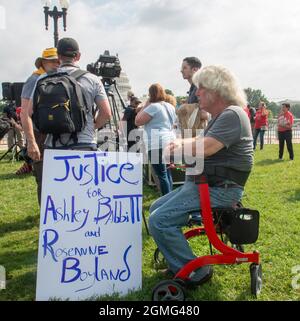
top-left (3, 102), bottom-right (17, 121)
top-left (87, 50), bottom-right (122, 84)
top-left (1, 82), bottom-right (24, 121)
top-left (2, 82), bottom-right (24, 106)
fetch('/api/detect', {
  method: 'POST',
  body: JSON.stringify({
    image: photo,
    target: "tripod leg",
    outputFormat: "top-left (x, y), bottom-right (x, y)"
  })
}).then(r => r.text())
top-left (142, 210), bottom-right (150, 236)
top-left (0, 144), bottom-right (16, 161)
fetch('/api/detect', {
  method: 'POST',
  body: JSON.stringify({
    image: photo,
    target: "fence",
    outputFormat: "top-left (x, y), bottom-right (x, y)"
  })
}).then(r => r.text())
top-left (265, 118), bottom-right (300, 144)
top-left (1, 119), bottom-right (300, 150)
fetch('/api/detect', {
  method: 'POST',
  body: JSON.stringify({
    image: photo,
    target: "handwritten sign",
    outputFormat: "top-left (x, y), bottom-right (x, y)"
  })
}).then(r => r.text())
top-left (36, 150), bottom-right (143, 301)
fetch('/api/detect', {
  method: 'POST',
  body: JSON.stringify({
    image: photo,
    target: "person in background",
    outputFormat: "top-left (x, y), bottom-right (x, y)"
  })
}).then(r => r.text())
top-left (181, 57), bottom-right (202, 104)
top-left (135, 83), bottom-right (177, 195)
top-left (247, 103), bottom-right (256, 134)
top-left (13, 107), bottom-right (33, 175)
top-left (126, 90), bottom-right (135, 107)
top-left (18, 48), bottom-right (60, 180)
top-left (253, 101), bottom-right (269, 150)
top-left (120, 96), bottom-right (142, 150)
top-left (5, 106), bottom-right (24, 151)
top-left (165, 94), bottom-right (177, 108)
top-left (277, 103), bottom-right (294, 160)
top-left (243, 105), bottom-right (250, 118)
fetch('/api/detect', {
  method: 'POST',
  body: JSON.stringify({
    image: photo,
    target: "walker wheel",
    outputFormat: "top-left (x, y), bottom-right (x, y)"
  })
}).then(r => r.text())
top-left (250, 263), bottom-right (262, 297)
top-left (152, 280), bottom-right (186, 301)
top-left (153, 248), bottom-right (168, 269)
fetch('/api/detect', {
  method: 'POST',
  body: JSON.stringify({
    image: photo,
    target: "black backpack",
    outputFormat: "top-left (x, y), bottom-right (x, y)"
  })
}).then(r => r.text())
top-left (33, 69), bottom-right (89, 147)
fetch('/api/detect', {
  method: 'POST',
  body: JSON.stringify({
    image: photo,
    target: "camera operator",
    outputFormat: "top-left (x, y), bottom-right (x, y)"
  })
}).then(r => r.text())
top-left (3, 102), bottom-right (24, 150)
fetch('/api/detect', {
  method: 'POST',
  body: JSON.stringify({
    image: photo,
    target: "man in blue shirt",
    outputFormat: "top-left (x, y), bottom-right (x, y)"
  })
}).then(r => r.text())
top-left (181, 57), bottom-right (202, 104)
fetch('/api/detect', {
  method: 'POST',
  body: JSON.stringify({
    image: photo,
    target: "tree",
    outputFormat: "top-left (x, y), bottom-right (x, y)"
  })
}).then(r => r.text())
top-left (165, 89), bottom-right (174, 96)
top-left (244, 87), bottom-right (280, 119)
top-left (176, 96), bottom-right (187, 106)
top-left (268, 101), bottom-right (280, 117)
top-left (291, 104), bottom-right (300, 118)
top-left (244, 88), bottom-right (269, 108)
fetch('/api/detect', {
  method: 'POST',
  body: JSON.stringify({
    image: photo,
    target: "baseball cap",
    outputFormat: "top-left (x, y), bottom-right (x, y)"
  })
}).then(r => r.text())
top-left (57, 37), bottom-right (80, 57)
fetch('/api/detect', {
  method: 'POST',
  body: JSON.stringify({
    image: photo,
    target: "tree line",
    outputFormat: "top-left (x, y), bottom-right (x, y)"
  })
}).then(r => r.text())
top-left (244, 88), bottom-right (300, 119)
top-left (175, 87), bottom-right (300, 119)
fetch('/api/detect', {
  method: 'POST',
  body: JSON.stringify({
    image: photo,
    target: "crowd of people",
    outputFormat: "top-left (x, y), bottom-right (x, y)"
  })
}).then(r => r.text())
top-left (0, 36), bottom-right (296, 287)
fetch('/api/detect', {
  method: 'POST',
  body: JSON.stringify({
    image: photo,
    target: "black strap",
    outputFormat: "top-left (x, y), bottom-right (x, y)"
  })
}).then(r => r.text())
top-left (70, 69), bottom-right (89, 80)
top-left (69, 69), bottom-right (90, 115)
top-left (161, 102), bottom-right (174, 131)
top-left (204, 165), bottom-right (250, 187)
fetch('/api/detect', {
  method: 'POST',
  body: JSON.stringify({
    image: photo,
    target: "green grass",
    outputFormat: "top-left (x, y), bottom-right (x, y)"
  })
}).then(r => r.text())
top-left (0, 145), bottom-right (300, 301)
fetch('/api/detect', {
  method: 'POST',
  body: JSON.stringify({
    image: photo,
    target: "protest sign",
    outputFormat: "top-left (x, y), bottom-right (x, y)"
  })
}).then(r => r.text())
top-left (36, 150), bottom-right (143, 301)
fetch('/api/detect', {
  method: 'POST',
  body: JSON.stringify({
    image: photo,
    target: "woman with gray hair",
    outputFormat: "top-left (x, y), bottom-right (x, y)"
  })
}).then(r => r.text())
top-left (148, 65), bottom-right (253, 285)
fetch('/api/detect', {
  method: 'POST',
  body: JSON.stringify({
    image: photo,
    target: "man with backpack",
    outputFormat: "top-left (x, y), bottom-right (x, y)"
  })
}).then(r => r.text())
top-left (21, 38), bottom-right (111, 202)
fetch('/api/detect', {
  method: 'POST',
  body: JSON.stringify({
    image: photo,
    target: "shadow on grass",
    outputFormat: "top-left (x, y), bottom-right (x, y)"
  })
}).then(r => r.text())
top-left (0, 172), bottom-right (32, 180)
top-left (0, 270), bottom-right (37, 301)
top-left (0, 246), bottom-right (37, 270)
top-left (0, 215), bottom-right (39, 237)
top-left (255, 159), bottom-right (283, 166)
top-left (0, 247), bottom-right (38, 301)
top-left (286, 189), bottom-right (300, 203)
top-left (88, 272), bottom-right (226, 301)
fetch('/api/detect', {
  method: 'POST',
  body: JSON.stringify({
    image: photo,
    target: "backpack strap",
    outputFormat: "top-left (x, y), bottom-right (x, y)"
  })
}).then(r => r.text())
top-left (67, 69), bottom-right (89, 146)
top-left (69, 69), bottom-right (97, 119)
top-left (70, 69), bottom-right (89, 81)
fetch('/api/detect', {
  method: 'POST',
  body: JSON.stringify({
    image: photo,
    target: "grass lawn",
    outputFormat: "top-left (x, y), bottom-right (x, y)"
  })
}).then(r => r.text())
top-left (0, 144), bottom-right (300, 301)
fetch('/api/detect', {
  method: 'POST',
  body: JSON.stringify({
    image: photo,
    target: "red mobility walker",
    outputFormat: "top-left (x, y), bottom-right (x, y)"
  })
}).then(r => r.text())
top-left (152, 174), bottom-right (262, 301)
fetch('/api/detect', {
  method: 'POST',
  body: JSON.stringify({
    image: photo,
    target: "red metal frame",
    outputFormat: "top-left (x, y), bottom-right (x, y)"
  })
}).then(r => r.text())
top-left (174, 177), bottom-right (260, 281)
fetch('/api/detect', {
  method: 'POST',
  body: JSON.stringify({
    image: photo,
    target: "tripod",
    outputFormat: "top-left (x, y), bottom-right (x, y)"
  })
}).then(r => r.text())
top-left (97, 79), bottom-right (150, 235)
top-left (98, 78), bottom-right (127, 152)
top-left (0, 128), bottom-right (22, 162)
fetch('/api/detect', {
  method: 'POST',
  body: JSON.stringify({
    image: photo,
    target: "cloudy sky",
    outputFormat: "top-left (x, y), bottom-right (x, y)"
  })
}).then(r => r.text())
top-left (0, 0), bottom-right (299, 101)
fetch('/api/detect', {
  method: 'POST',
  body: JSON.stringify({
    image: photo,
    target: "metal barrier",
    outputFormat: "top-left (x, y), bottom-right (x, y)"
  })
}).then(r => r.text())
top-left (265, 118), bottom-right (300, 144)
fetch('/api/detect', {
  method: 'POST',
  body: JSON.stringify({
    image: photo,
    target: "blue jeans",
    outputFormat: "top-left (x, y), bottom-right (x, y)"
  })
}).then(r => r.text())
top-left (148, 180), bottom-right (243, 273)
top-left (148, 149), bottom-right (173, 196)
top-left (253, 129), bottom-right (266, 150)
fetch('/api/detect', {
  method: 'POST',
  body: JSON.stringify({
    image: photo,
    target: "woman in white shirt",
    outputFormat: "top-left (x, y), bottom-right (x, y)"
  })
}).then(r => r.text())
top-left (135, 83), bottom-right (176, 195)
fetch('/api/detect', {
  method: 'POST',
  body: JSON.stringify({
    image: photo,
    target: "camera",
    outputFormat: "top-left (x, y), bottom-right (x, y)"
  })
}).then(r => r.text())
top-left (87, 50), bottom-right (122, 82)
top-left (1, 82), bottom-right (24, 107)
top-left (3, 102), bottom-right (17, 121)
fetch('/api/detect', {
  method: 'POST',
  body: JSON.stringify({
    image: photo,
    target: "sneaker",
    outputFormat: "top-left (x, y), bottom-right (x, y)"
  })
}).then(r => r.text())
top-left (186, 265), bottom-right (213, 286)
top-left (16, 163), bottom-right (33, 175)
top-left (157, 268), bottom-right (175, 279)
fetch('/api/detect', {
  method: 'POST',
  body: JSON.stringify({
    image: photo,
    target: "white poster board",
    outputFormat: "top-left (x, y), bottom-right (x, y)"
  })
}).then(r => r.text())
top-left (36, 150), bottom-right (143, 301)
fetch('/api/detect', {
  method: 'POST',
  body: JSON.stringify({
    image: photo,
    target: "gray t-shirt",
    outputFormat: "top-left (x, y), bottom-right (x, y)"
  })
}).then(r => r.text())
top-left (32, 65), bottom-right (108, 147)
top-left (21, 74), bottom-right (40, 99)
top-left (204, 105), bottom-right (253, 172)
